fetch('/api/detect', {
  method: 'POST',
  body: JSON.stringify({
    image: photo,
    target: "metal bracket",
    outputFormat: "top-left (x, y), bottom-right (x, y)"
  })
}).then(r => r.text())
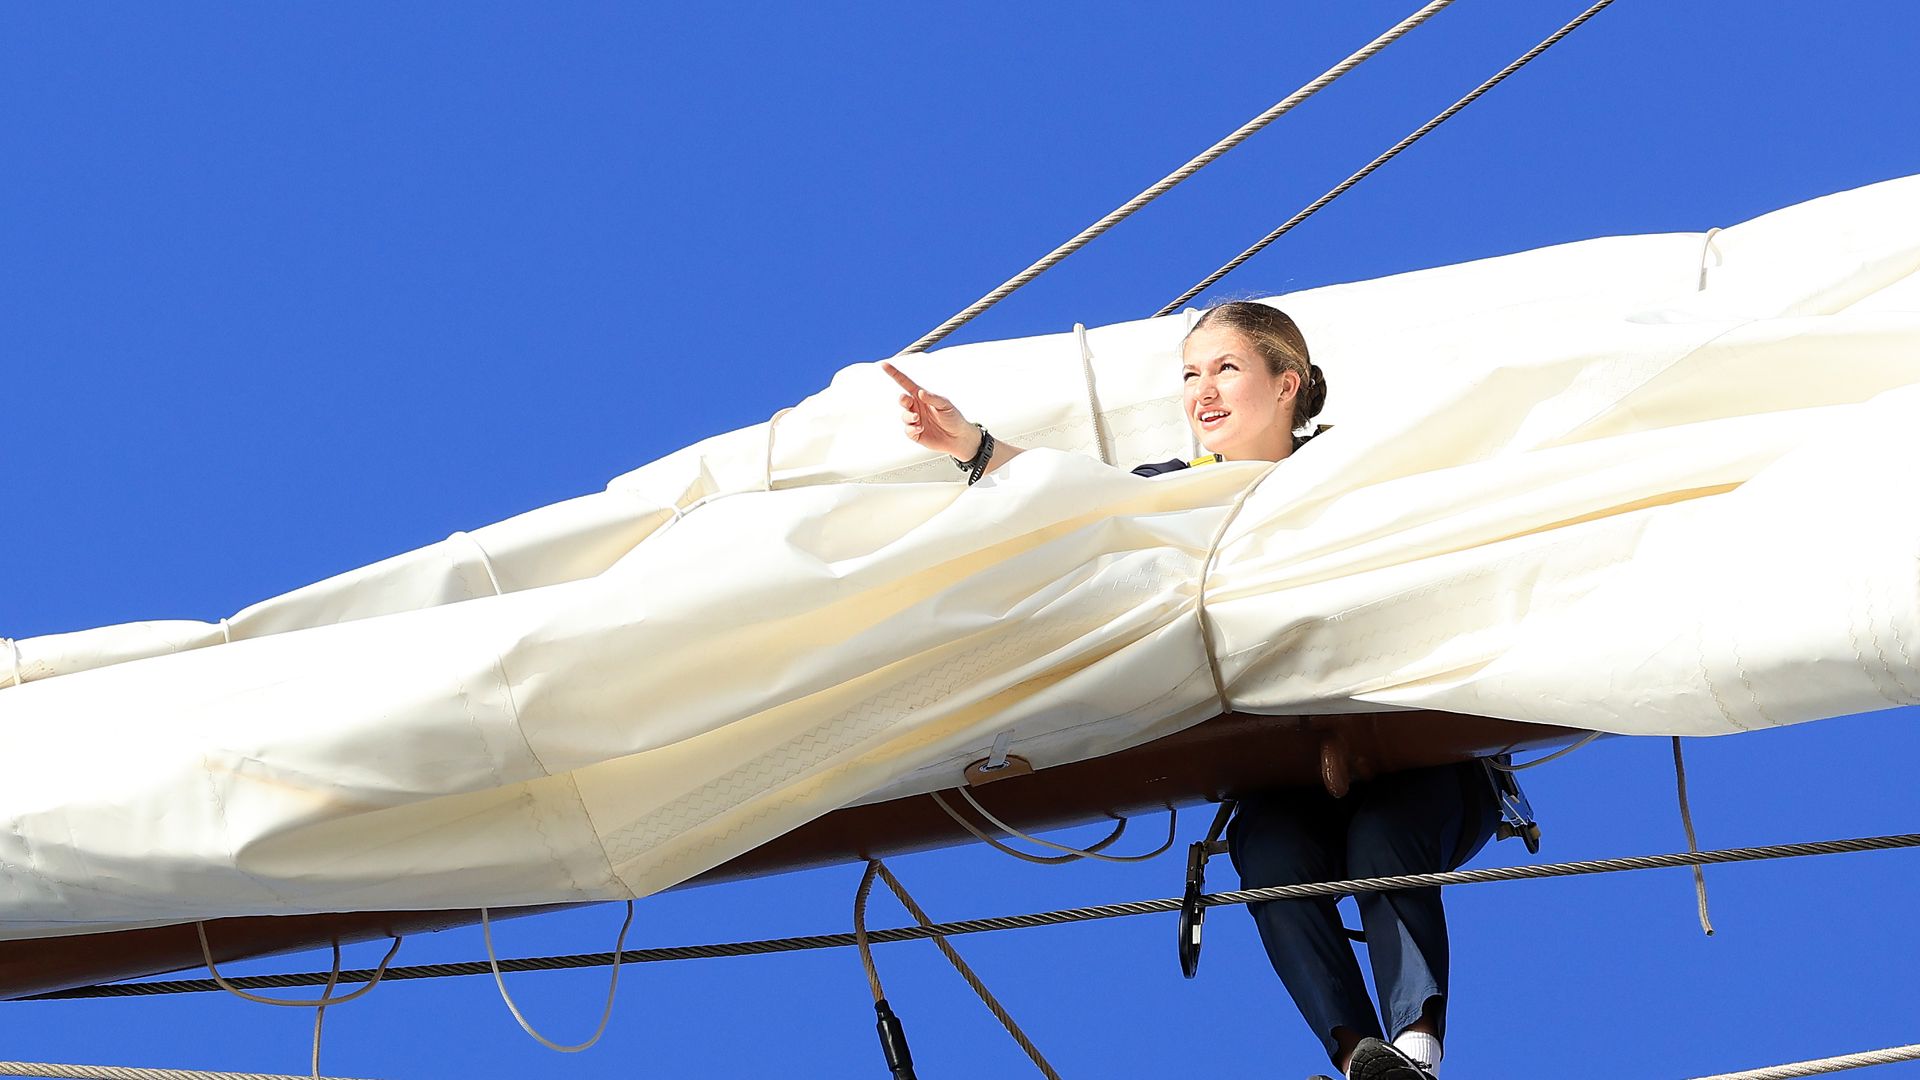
top-left (1484, 756), bottom-right (1543, 854)
top-left (1178, 800), bottom-right (1237, 979)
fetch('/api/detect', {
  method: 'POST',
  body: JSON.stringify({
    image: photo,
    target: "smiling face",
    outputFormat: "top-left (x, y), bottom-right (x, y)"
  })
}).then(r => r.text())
top-left (1182, 322), bottom-right (1301, 462)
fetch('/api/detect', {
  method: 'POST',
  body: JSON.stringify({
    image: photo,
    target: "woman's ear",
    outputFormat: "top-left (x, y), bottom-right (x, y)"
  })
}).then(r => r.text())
top-left (1277, 368), bottom-right (1301, 402)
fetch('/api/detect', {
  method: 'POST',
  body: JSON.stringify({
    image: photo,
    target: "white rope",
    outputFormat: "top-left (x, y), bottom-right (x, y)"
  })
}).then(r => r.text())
top-left (479, 900), bottom-right (635, 1053)
top-left (3, 637), bottom-right (21, 688)
top-left (451, 531), bottom-right (504, 597)
top-left (1194, 461), bottom-right (1281, 713)
top-left (217, 619), bottom-right (232, 645)
top-left (1673, 736), bottom-right (1716, 936)
top-left (308, 941), bottom-right (340, 1080)
top-left (195, 924), bottom-right (402, 1009)
top-left (931, 790), bottom-right (1151, 865)
top-left (899, 0), bottom-right (1458, 354)
top-left (950, 786), bottom-right (1177, 864)
top-left (1687, 1043), bottom-right (1920, 1080)
top-left (1073, 323), bottom-right (1113, 465)
top-left (1699, 226), bottom-right (1724, 291)
top-left (1484, 730), bottom-right (1603, 772)
top-left (763, 407), bottom-right (793, 491)
top-left (0, 1063), bottom-right (378, 1080)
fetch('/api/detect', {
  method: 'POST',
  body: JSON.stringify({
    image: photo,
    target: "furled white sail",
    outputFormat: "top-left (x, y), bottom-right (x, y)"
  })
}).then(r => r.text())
top-left (3, 176), bottom-right (1917, 936)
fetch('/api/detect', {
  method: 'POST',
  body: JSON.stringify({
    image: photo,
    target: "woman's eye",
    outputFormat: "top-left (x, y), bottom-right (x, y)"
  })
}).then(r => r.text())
top-left (1220, 362), bottom-right (1238, 372)
top-left (1182, 371), bottom-right (1197, 381)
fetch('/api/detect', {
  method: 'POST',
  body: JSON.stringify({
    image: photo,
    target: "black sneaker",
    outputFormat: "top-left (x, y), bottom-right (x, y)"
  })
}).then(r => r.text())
top-left (1347, 1036), bottom-right (1437, 1080)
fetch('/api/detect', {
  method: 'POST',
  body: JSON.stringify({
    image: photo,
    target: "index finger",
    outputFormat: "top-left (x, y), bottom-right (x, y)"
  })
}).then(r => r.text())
top-left (880, 361), bottom-right (925, 396)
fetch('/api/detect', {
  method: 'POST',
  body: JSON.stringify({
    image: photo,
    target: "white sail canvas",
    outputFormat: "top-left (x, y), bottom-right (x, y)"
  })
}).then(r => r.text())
top-left (4, 175), bottom-right (1917, 936)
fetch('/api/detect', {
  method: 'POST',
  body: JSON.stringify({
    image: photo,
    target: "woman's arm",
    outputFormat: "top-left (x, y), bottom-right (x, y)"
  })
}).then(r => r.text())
top-left (882, 362), bottom-right (1026, 477)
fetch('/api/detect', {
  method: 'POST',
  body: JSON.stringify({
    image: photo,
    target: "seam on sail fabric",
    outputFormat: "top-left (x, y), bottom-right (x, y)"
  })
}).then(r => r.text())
top-left (448, 531), bottom-right (607, 897)
top-left (1542, 316), bottom-right (1756, 449)
top-left (1694, 613), bottom-right (1753, 733)
top-left (1854, 559), bottom-right (1917, 707)
top-left (1869, 555), bottom-right (1920, 700)
top-left (1195, 460), bottom-right (1281, 714)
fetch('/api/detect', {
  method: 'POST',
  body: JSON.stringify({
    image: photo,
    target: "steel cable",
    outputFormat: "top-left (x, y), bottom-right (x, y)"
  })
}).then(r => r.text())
top-left (899, 0), bottom-right (1458, 354)
top-left (1686, 1043), bottom-right (1920, 1080)
top-left (0, 1065), bottom-right (375, 1080)
top-left (27, 831), bottom-right (1920, 1001)
top-left (1155, 0), bottom-right (1619, 316)
top-left (855, 861), bottom-right (1062, 1080)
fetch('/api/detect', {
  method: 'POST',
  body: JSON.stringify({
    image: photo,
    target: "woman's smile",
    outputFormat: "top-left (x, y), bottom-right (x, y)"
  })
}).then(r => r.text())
top-left (1182, 322), bottom-right (1298, 461)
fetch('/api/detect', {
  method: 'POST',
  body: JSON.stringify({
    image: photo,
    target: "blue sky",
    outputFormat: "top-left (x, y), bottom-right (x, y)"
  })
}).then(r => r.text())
top-left (4, 3), bottom-right (1918, 1077)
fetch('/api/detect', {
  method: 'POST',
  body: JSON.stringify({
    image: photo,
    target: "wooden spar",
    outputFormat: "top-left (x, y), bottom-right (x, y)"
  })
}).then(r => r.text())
top-left (0, 709), bottom-right (1581, 1001)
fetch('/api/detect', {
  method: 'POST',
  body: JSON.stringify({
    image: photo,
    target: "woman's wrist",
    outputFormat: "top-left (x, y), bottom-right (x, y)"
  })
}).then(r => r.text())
top-left (951, 424), bottom-right (984, 466)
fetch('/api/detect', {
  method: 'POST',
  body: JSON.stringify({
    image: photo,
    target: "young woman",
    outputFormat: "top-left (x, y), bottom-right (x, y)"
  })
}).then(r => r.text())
top-left (885, 301), bottom-right (1497, 1080)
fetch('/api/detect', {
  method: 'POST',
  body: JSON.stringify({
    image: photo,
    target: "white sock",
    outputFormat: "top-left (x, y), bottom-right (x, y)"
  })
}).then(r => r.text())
top-left (1393, 1031), bottom-right (1443, 1076)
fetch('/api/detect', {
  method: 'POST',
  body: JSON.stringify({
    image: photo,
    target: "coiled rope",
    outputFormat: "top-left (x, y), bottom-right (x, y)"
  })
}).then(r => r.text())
top-left (1155, 0), bottom-right (1619, 316)
top-left (898, 0), bottom-right (1458, 354)
top-left (32, 830), bottom-right (1920, 1001)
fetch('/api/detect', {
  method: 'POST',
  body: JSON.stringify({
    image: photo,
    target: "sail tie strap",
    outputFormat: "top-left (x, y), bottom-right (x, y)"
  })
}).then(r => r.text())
top-left (1157, 0), bottom-right (1620, 316)
top-left (2, 637), bottom-right (20, 688)
top-left (900, 0), bottom-right (1459, 354)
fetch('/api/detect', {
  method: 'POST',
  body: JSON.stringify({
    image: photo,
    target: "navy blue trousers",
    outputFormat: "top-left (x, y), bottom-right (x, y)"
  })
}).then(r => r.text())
top-left (1227, 762), bottom-right (1499, 1063)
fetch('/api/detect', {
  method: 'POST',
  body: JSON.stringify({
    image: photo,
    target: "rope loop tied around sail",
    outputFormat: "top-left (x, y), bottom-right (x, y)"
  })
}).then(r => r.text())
top-left (479, 900), bottom-right (636, 1054)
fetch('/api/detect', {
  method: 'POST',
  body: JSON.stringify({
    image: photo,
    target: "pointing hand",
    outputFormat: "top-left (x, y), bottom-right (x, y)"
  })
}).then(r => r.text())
top-left (882, 361), bottom-right (982, 461)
